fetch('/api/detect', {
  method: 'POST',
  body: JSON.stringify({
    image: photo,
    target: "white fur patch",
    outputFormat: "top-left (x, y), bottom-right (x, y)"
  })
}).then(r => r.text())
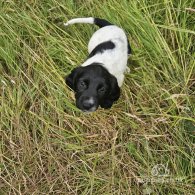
top-left (64, 17), bottom-right (94, 26)
top-left (88, 97), bottom-right (95, 104)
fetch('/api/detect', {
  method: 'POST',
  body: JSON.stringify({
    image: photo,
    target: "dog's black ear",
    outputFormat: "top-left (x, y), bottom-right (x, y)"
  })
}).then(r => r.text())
top-left (100, 75), bottom-right (120, 109)
top-left (65, 67), bottom-right (83, 90)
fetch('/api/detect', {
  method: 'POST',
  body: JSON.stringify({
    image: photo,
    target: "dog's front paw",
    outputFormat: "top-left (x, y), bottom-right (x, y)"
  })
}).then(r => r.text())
top-left (100, 100), bottom-right (113, 109)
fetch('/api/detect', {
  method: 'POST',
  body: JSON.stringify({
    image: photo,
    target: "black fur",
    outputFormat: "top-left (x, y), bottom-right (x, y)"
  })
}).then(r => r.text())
top-left (88, 41), bottom-right (115, 58)
top-left (66, 63), bottom-right (120, 111)
top-left (127, 38), bottom-right (131, 54)
top-left (94, 18), bottom-right (113, 28)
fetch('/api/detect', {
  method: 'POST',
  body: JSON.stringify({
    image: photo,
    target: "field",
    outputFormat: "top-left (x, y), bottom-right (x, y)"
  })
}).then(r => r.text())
top-left (0, 0), bottom-right (194, 194)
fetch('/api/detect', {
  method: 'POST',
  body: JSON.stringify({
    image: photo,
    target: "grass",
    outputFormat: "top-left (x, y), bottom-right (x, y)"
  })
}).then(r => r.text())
top-left (0, 0), bottom-right (194, 194)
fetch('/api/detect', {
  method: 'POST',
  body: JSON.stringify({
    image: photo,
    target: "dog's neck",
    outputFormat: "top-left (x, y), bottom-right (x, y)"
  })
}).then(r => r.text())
top-left (81, 55), bottom-right (125, 87)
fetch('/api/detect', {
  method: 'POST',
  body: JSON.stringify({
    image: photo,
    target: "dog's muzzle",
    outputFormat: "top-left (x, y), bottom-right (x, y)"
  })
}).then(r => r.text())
top-left (77, 96), bottom-right (98, 112)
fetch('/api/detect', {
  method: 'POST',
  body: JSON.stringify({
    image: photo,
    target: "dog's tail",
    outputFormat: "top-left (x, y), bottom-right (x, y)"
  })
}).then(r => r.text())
top-left (64, 17), bottom-right (113, 28)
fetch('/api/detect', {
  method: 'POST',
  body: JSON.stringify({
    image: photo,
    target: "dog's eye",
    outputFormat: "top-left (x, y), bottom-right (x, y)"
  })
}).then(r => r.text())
top-left (78, 80), bottom-right (87, 90)
top-left (98, 86), bottom-right (106, 94)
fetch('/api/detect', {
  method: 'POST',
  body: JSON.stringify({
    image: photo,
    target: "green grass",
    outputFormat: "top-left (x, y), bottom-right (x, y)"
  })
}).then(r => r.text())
top-left (0, 0), bottom-right (194, 194)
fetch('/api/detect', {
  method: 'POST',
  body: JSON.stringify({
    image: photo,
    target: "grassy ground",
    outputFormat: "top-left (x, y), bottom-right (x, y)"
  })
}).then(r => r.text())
top-left (0, 0), bottom-right (194, 194)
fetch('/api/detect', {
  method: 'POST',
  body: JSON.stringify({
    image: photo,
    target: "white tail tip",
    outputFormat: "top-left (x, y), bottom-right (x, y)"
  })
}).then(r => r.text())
top-left (64, 17), bottom-right (94, 27)
top-left (64, 22), bottom-right (69, 26)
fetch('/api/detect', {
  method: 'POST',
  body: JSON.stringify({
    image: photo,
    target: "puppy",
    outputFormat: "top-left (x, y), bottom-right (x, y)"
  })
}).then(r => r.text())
top-left (65, 17), bottom-right (131, 112)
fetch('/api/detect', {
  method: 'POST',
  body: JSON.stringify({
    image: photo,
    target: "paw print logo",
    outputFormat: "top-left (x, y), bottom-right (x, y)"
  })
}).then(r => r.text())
top-left (151, 164), bottom-right (170, 177)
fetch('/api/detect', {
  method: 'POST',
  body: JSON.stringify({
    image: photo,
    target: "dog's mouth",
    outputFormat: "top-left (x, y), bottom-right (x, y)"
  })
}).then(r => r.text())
top-left (82, 106), bottom-right (98, 113)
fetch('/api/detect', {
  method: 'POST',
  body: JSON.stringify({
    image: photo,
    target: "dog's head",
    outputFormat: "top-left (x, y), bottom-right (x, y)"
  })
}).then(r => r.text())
top-left (66, 63), bottom-right (120, 112)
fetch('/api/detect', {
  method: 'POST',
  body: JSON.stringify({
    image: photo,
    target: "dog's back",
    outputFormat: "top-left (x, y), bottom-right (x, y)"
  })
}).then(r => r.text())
top-left (64, 17), bottom-right (131, 87)
top-left (88, 25), bottom-right (127, 54)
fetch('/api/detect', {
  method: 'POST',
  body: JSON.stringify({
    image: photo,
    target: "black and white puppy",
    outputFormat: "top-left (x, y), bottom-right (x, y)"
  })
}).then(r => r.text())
top-left (65, 17), bottom-right (131, 112)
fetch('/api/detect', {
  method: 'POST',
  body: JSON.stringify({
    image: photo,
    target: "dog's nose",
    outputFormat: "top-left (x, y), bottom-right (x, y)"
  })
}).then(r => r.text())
top-left (82, 97), bottom-right (95, 110)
